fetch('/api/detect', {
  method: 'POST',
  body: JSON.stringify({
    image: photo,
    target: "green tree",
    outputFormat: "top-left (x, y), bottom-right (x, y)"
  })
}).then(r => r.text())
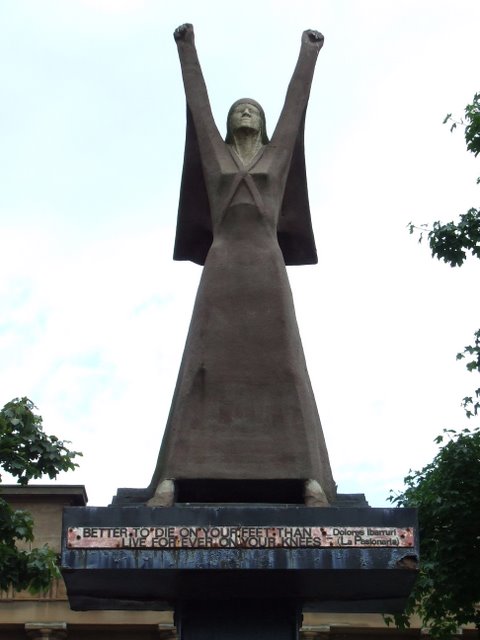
top-left (392, 93), bottom-right (480, 638)
top-left (388, 427), bottom-right (480, 638)
top-left (410, 92), bottom-right (480, 261)
top-left (409, 91), bottom-right (480, 416)
top-left (0, 397), bottom-right (81, 593)
top-left (408, 94), bottom-right (479, 251)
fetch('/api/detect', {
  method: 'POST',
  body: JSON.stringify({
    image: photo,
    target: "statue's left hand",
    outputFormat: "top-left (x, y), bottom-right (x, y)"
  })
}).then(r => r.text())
top-left (174, 23), bottom-right (195, 44)
top-left (302, 29), bottom-right (324, 49)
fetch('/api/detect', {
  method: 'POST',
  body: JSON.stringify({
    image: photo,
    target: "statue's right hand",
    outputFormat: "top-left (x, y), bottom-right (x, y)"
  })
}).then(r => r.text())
top-left (302, 29), bottom-right (324, 50)
top-left (174, 23), bottom-right (194, 43)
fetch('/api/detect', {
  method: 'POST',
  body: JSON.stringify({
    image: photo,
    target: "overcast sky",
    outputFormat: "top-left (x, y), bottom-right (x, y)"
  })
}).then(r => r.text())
top-left (1, 0), bottom-right (479, 507)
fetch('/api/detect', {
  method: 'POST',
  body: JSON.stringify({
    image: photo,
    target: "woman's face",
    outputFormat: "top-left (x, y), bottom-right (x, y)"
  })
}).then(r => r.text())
top-left (229, 103), bottom-right (262, 135)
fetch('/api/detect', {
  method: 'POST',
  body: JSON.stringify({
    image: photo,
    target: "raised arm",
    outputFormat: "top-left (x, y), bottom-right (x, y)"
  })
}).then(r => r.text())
top-left (174, 24), bottom-right (223, 153)
top-left (271, 30), bottom-right (324, 147)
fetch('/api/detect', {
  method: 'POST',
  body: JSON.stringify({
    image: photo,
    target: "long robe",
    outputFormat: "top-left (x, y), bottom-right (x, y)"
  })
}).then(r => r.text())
top-left (147, 33), bottom-right (336, 503)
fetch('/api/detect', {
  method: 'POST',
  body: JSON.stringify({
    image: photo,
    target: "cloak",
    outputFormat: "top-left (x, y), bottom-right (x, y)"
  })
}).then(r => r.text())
top-left (173, 105), bottom-right (318, 266)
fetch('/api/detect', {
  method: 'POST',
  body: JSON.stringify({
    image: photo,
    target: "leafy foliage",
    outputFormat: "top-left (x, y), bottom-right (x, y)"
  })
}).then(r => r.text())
top-left (0, 397), bottom-right (80, 485)
top-left (463, 92), bottom-right (480, 158)
top-left (408, 208), bottom-right (480, 267)
top-left (388, 428), bottom-right (480, 638)
top-left (408, 93), bottom-right (480, 421)
top-left (443, 92), bottom-right (480, 155)
top-left (408, 92), bottom-right (480, 267)
top-left (0, 499), bottom-right (60, 593)
top-left (458, 329), bottom-right (480, 419)
top-left (398, 93), bottom-right (480, 637)
top-left (0, 397), bottom-right (81, 593)
top-left (408, 207), bottom-right (480, 267)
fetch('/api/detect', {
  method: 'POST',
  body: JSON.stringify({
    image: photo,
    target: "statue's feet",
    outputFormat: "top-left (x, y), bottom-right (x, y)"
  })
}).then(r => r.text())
top-left (147, 479), bottom-right (175, 507)
top-left (304, 479), bottom-right (329, 507)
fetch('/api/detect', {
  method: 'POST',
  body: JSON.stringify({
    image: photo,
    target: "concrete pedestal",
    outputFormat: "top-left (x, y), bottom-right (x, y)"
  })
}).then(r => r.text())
top-left (61, 505), bottom-right (418, 614)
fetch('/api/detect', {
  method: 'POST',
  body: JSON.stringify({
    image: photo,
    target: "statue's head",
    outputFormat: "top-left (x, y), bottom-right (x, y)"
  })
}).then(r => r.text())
top-left (226, 99), bottom-right (269, 144)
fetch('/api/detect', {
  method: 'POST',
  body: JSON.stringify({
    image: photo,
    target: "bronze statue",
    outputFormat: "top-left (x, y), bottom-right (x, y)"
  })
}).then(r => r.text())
top-left (118, 24), bottom-right (336, 506)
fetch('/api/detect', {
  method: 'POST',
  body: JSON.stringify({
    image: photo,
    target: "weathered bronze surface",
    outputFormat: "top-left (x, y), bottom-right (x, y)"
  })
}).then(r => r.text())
top-left (132, 24), bottom-right (336, 505)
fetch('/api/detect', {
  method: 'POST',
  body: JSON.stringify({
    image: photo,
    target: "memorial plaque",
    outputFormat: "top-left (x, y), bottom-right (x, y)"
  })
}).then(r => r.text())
top-left (61, 505), bottom-right (419, 613)
top-left (67, 525), bottom-right (415, 550)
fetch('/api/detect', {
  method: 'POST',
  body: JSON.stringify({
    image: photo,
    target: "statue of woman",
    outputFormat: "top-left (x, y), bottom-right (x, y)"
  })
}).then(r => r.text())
top-left (121, 24), bottom-right (336, 506)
